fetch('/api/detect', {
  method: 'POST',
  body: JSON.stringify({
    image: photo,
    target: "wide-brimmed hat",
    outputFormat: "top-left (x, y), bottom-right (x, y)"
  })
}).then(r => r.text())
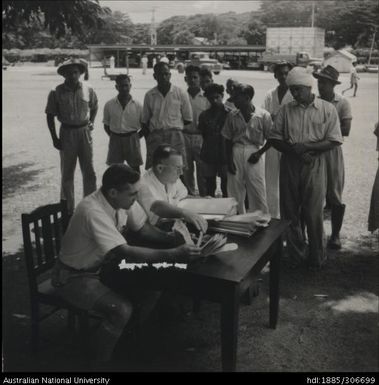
top-left (57, 58), bottom-right (87, 76)
top-left (313, 65), bottom-right (341, 84)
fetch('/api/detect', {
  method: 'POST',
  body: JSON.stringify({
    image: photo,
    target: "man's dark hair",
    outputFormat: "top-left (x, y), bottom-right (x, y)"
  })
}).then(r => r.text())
top-left (199, 67), bottom-right (212, 79)
top-left (101, 164), bottom-right (140, 193)
top-left (234, 84), bottom-right (255, 100)
top-left (204, 83), bottom-right (225, 97)
top-left (185, 65), bottom-right (201, 76)
top-left (274, 61), bottom-right (293, 75)
top-left (153, 61), bottom-right (169, 74)
top-left (152, 144), bottom-right (182, 166)
top-left (115, 74), bottom-right (131, 84)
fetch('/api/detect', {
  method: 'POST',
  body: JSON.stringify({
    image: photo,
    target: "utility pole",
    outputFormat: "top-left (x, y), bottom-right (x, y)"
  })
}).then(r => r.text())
top-left (150, 8), bottom-right (157, 46)
top-left (368, 27), bottom-right (377, 65)
top-left (311, 1), bottom-right (315, 27)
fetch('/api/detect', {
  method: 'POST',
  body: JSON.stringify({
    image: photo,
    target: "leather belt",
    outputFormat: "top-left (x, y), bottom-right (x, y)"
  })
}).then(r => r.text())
top-left (61, 122), bottom-right (88, 129)
top-left (110, 131), bottom-right (138, 137)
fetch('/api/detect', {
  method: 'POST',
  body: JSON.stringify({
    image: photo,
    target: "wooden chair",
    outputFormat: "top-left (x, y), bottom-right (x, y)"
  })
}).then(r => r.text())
top-left (21, 200), bottom-right (91, 352)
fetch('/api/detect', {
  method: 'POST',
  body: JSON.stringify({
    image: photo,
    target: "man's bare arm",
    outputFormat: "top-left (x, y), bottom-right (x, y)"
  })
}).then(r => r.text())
top-left (46, 114), bottom-right (61, 150)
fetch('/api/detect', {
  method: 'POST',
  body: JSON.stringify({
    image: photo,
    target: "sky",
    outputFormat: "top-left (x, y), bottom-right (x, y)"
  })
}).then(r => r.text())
top-left (99, 1), bottom-right (262, 24)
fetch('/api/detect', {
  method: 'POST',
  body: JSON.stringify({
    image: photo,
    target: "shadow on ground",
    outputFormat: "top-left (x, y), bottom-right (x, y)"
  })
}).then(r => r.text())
top-left (2, 240), bottom-right (378, 372)
top-left (2, 163), bottom-right (42, 198)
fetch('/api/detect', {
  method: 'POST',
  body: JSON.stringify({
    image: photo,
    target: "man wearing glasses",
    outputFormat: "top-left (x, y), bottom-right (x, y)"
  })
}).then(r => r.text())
top-left (137, 144), bottom-right (208, 233)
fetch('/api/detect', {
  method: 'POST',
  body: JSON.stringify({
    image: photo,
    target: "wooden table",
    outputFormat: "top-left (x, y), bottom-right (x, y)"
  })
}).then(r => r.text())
top-left (103, 219), bottom-right (289, 372)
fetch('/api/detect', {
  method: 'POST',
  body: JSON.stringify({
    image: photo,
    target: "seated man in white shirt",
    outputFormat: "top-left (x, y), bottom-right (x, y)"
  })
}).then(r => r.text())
top-left (137, 144), bottom-right (208, 233)
top-left (51, 164), bottom-right (201, 364)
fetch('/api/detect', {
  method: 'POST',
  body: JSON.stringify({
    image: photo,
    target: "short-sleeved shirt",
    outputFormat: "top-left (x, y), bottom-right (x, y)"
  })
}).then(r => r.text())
top-left (269, 96), bottom-right (343, 145)
top-left (350, 67), bottom-right (359, 83)
top-left (137, 169), bottom-right (188, 225)
top-left (262, 87), bottom-right (294, 120)
top-left (45, 82), bottom-right (98, 126)
top-left (59, 189), bottom-right (147, 271)
top-left (184, 91), bottom-right (210, 134)
top-left (222, 106), bottom-right (273, 147)
top-left (198, 106), bottom-right (229, 164)
top-left (103, 96), bottom-right (142, 134)
top-left (142, 85), bottom-right (193, 131)
top-left (330, 93), bottom-right (352, 123)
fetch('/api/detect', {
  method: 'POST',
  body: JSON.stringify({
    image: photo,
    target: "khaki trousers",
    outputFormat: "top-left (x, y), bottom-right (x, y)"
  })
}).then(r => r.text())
top-left (183, 133), bottom-right (207, 196)
top-left (280, 153), bottom-right (327, 267)
top-left (227, 144), bottom-right (268, 214)
top-left (265, 146), bottom-right (281, 219)
top-left (59, 126), bottom-right (97, 214)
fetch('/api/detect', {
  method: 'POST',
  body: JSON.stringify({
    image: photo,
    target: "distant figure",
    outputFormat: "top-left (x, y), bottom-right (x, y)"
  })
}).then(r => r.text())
top-left (141, 54), bottom-right (148, 75)
top-left (160, 55), bottom-right (169, 64)
top-left (152, 57), bottom-right (157, 67)
top-left (368, 122), bottom-right (379, 233)
top-left (342, 61), bottom-right (359, 97)
top-left (109, 55), bottom-right (115, 69)
top-left (224, 78), bottom-right (240, 112)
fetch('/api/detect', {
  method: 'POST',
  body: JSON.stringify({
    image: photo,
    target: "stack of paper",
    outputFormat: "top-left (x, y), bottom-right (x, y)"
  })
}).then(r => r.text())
top-left (177, 197), bottom-right (238, 220)
top-left (199, 233), bottom-right (228, 256)
top-left (208, 211), bottom-right (271, 237)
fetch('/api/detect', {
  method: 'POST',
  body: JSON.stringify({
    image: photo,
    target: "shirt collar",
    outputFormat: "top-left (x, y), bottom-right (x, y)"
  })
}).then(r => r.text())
top-left (295, 94), bottom-right (319, 109)
top-left (152, 84), bottom-right (174, 95)
top-left (114, 95), bottom-right (134, 106)
top-left (96, 189), bottom-right (118, 222)
top-left (63, 81), bottom-right (82, 91)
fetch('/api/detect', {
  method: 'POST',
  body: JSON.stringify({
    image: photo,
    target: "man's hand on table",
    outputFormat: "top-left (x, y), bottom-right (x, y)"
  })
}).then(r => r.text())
top-left (173, 244), bottom-right (202, 263)
top-left (182, 210), bottom-right (208, 233)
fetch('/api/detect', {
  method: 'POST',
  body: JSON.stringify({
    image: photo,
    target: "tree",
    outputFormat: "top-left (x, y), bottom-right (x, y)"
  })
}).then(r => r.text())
top-left (2, 0), bottom-right (109, 39)
top-left (173, 30), bottom-right (195, 45)
top-left (240, 19), bottom-right (266, 45)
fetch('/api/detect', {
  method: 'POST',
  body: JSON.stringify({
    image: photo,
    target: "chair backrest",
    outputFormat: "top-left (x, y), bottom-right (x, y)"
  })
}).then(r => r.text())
top-left (21, 200), bottom-right (69, 295)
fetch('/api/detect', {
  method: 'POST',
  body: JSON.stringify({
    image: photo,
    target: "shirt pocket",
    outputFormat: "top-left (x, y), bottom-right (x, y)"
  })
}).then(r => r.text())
top-left (246, 119), bottom-right (264, 145)
top-left (167, 100), bottom-right (181, 121)
top-left (309, 120), bottom-right (326, 142)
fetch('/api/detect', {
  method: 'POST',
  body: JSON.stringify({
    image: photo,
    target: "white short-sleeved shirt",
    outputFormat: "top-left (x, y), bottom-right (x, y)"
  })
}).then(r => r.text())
top-left (142, 85), bottom-right (193, 131)
top-left (137, 169), bottom-right (188, 225)
top-left (184, 91), bottom-right (210, 134)
top-left (331, 93), bottom-right (352, 122)
top-left (103, 97), bottom-right (142, 134)
top-left (269, 96), bottom-right (343, 145)
top-left (221, 106), bottom-right (273, 147)
top-left (262, 87), bottom-right (293, 120)
top-left (60, 189), bottom-right (147, 271)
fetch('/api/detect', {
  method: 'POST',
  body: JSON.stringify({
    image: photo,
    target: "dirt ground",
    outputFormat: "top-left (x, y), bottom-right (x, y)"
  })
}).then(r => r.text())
top-left (2, 65), bottom-right (378, 373)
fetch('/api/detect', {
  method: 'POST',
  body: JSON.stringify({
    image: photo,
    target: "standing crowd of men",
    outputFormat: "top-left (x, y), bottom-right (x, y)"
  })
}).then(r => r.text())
top-left (45, 57), bottom-right (352, 364)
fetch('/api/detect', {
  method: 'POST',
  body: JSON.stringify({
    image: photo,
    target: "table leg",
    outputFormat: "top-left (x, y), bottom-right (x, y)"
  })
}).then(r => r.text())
top-left (269, 237), bottom-right (281, 329)
top-left (221, 287), bottom-right (240, 372)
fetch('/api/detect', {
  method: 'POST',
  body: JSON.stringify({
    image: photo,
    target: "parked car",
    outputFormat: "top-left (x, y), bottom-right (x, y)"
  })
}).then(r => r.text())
top-left (355, 64), bottom-right (367, 73)
top-left (185, 52), bottom-right (222, 75)
top-left (222, 62), bottom-right (231, 70)
top-left (366, 64), bottom-right (378, 73)
top-left (247, 61), bottom-right (263, 70)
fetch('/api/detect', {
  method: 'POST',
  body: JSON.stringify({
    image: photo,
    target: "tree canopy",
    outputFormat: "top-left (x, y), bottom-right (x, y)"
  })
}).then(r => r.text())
top-left (2, 0), bottom-right (378, 50)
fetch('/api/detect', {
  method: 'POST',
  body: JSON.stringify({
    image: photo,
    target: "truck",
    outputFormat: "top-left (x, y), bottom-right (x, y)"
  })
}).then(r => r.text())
top-left (184, 52), bottom-right (222, 75)
top-left (257, 51), bottom-right (323, 71)
top-left (257, 27), bottom-right (325, 71)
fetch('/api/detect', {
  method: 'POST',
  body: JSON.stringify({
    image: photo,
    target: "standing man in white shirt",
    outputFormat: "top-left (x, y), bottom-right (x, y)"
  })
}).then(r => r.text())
top-left (141, 62), bottom-right (193, 170)
top-left (137, 144), bottom-right (208, 232)
top-left (183, 65), bottom-right (209, 196)
top-left (103, 74), bottom-right (143, 173)
top-left (249, 61), bottom-right (293, 218)
top-left (51, 164), bottom-right (201, 364)
top-left (222, 84), bottom-right (272, 214)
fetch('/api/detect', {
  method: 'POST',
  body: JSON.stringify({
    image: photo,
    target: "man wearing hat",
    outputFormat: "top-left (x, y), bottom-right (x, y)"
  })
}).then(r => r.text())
top-left (269, 66), bottom-right (343, 269)
top-left (45, 58), bottom-right (98, 215)
top-left (313, 65), bottom-right (352, 249)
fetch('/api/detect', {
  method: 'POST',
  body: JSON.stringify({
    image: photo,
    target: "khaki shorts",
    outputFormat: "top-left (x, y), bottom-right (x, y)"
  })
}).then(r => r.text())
top-left (107, 132), bottom-right (143, 167)
top-left (51, 261), bottom-right (112, 310)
